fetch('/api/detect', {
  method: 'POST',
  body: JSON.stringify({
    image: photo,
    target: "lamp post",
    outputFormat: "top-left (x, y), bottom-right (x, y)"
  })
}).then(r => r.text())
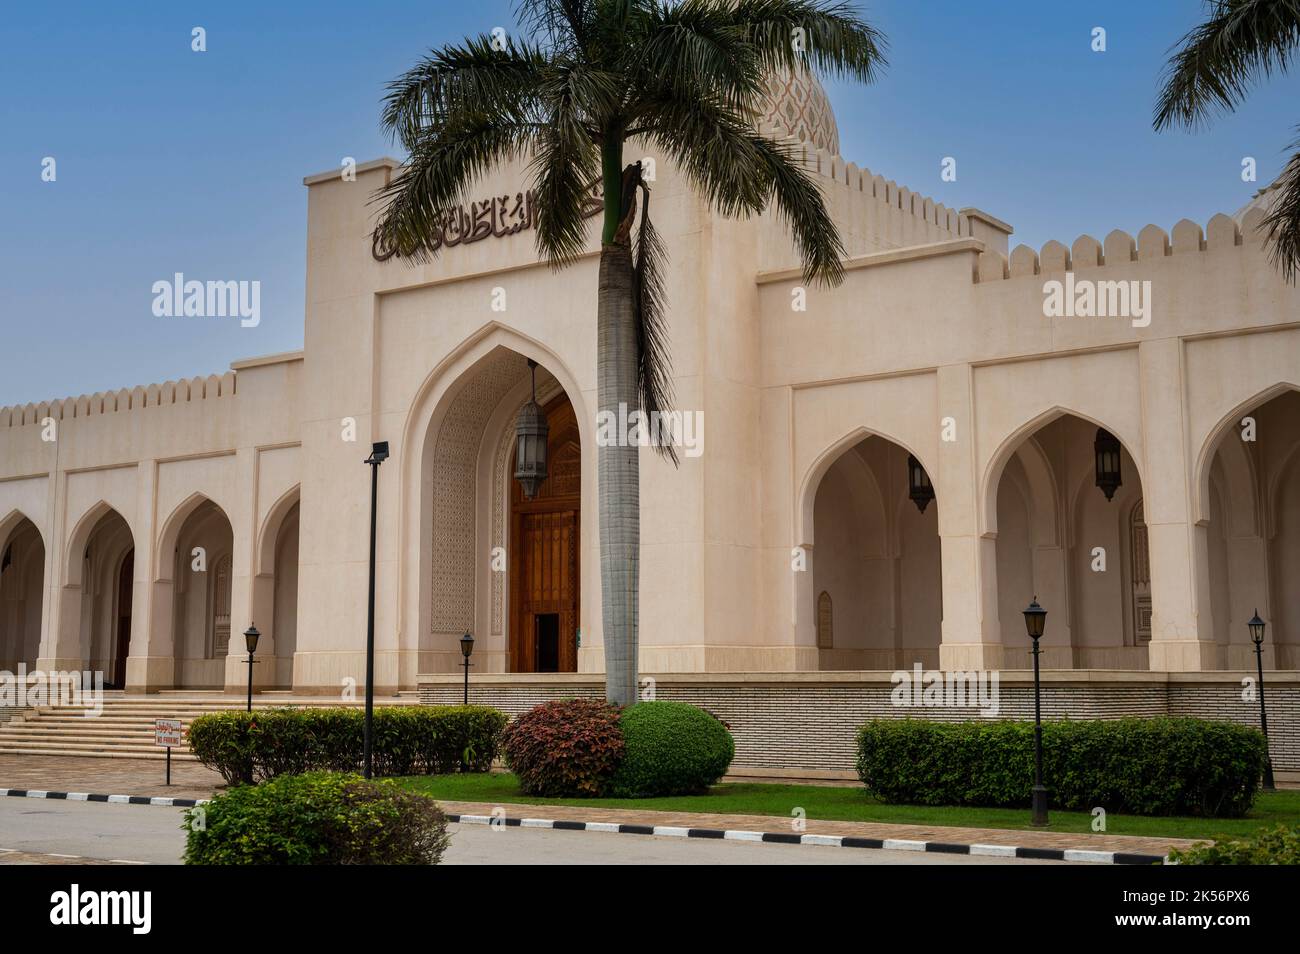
top-left (242, 624), bottom-right (260, 713)
top-left (1022, 598), bottom-right (1049, 827)
top-left (460, 632), bottom-right (475, 705)
top-left (363, 440), bottom-right (389, 780)
top-left (1248, 610), bottom-right (1275, 791)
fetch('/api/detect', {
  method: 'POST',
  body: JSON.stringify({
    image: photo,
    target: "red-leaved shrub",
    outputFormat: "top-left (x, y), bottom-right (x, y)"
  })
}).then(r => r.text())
top-left (501, 699), bottom-right (625, 796)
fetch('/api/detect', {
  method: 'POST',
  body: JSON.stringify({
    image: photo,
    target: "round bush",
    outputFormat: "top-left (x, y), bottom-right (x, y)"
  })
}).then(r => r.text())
top-left (183, 771), bottom-right (450, 865)
top-left (502, 699), bottom-right (625, 796)
top-left (608, 701), bottom-right (735, 797)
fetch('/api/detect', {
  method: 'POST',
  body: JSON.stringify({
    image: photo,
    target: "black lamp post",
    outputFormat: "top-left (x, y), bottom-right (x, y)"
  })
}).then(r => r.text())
top-left (1094, 429), bottom-right (1122, 501)
top-left (363, 440), bottom-right (389, 779)
top-left (1022, 598), bottom-right (1049, 826)
top-left (513, 360), bottom-right (549, 499)
top-left (242, 624), bottom-right (260, 713)
top-left (1248, 610), bottom-right (1275, 791)
top-left (907, 455), bottom-right (934, 513)
top-left (460, 632), bottom-right (475, 705)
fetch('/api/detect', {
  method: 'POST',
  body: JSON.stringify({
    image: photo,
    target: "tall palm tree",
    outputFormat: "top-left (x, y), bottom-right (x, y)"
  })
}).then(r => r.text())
top-left (373, 0), bottom-right (886, 705)
top-left (1155, 0), bottom-right (1300, 281)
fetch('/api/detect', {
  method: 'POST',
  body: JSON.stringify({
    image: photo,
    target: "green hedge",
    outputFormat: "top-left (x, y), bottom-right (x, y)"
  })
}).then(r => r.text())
top-left (188, 705), bottom-right (507, 785)
top-left (609, 701), bottom-right (735, 797)
top-left (855, 717), bottom-right (1268, 817)
top-left (1169, 824), bottom-right (1300, 864)
top-left (184, 772), bottom-right (450, 864)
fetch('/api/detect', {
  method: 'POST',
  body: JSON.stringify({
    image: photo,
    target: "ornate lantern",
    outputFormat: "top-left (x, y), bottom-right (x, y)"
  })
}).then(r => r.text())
top-left (1094, 428), bottom-right (1122, 501)
top-left (907, 454), bottom-right (934, 513)
top-left (514, 360), bottom-right (549, 499)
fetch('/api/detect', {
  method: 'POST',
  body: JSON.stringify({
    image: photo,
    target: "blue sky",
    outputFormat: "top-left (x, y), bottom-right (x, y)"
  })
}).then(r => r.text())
top-left (2, 1), bottom-right (1297, 406)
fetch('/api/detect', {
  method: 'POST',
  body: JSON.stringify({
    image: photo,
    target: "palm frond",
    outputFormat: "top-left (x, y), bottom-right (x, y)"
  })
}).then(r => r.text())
top-left (381, 35), bottom-right (549, 151)
top-left (729, 0), bottom-right (889, 82)
top-left (1262, 134), bottom-right (1300, 282)
top-left (751, 133), bottom-right (845, 285)
top-left (1155, 0), bottom-right (1300, 130)
top-left (630, 174), bottom-right (678, 464)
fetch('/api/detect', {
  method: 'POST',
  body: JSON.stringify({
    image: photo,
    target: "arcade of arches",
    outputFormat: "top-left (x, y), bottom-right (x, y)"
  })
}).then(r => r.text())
top-left (809, 400), bottom-right (1300, 671)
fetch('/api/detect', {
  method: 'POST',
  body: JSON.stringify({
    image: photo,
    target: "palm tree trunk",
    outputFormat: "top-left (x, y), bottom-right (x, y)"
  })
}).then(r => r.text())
top-left (597, 241), bottom-right (639, 706)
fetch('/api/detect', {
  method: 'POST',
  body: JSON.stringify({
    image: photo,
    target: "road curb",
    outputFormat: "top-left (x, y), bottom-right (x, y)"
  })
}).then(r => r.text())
top-left (1, 787), bottom-right (208, 808)
top-left (443, 812), bottom-right (1169, 865)
top-left (0, 788), bottom-right (1172, 864)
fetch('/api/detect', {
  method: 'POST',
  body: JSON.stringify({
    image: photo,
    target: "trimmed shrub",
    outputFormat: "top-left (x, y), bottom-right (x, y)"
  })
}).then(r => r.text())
top-left (501, 699), bottom-right (625, 796)
top-left (1170, 824), bottom-right (1300, 865)
top-left (608, 701), bottom-right (735, 797)
top-left (187, 705), bottom-right (507, 784)
top-left (183, 772), bottom-right (450, 865)
top-left (855, 717), bottom-right (1268, 817)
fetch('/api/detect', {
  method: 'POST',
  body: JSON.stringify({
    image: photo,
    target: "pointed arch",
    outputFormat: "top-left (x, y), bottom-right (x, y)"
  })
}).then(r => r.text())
top-left (981, 405), bottom-right (1143, 538)
top-left (64, 500), bottom-right (133, 587)
top-left (256, 484), bottom-right (301, 578)
top-left (796, 424), bottom-right (934, 549)
top-left (1194, 382), bottom-right (1300, 525)
top-left (154, 492), bottom-right (232, 583)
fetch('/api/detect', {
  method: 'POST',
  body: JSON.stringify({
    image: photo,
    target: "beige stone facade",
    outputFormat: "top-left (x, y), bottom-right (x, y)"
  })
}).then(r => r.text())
top-left (2, 82), bottom-right (1298, 694)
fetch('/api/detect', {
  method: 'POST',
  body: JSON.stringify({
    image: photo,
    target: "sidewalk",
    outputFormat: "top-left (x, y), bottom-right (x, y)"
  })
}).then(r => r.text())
top-left (1, 755), bottom-right (1202, 858)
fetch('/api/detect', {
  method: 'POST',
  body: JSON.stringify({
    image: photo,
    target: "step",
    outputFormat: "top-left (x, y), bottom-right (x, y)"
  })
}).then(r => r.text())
top-left (0, 746), bottom-right (199, 761)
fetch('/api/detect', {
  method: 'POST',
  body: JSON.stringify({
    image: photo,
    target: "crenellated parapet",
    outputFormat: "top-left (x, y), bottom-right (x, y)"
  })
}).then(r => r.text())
top-left (973, 208), bottom-right (1271, 285)
top-left (0, 371), bottom-right (237, 429)
top-left (767, 123), bottom-right (979, 254)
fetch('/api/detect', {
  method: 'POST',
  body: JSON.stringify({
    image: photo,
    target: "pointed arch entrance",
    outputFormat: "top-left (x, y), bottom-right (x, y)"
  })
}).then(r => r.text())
top-left (510, 392), bottom-right (581, 673)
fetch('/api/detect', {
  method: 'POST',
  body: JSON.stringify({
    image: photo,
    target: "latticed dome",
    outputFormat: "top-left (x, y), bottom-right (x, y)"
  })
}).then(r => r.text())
top-left (758, 67), bottom-right (840, 154)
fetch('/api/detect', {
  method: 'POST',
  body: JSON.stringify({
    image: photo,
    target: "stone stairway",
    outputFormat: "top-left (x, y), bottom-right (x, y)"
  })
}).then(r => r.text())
top-left (0, 693), bottom-right (412, 761)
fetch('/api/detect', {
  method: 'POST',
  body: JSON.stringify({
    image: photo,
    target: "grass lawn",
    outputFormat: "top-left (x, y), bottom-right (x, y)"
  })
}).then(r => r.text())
top-left (397, 772), bottom-right (1300, 843)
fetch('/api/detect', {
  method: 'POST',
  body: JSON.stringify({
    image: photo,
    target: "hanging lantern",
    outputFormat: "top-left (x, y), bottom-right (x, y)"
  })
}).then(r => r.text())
top-left (1094, 428), bottom-right (1122, 501)
top-left (907, 454), bottom-right (934, 513)
top-left (513, 360), bottom-right (549, 499)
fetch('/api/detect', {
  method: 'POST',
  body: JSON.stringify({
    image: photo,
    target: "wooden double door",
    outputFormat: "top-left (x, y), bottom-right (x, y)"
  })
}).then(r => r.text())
top-left (510, 394), bottom-right (580, 673)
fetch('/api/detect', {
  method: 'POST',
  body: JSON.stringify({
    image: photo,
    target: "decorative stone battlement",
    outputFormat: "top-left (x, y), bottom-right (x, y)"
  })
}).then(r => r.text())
top-left (971, 207), bottom-right (1271, 284)
top-left (0, 371), bottom-right (236, 429)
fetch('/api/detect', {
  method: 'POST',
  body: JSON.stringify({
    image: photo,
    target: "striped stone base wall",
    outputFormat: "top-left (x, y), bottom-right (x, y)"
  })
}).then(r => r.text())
top-left (419, 671), bottom-right (1300, 775)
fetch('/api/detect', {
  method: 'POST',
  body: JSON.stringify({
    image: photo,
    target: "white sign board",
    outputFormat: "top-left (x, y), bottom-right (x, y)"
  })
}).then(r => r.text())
top-left (154, 719), bottom-right (183, 748)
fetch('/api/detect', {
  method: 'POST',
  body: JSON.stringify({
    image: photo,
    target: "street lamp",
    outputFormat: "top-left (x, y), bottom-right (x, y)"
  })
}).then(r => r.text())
top-left (242, 624), bottom-right (260, 713)
top-left (513, 360), bottom-right (549, 499)
top-left (1248, 610), bottom-right (1275, 791)
top-left (460, 632), bottom-right (475, 705)
top-left (1022, 597), bottom-right (1049, 827)
top-left (363, 440), bottom-right (389, 779)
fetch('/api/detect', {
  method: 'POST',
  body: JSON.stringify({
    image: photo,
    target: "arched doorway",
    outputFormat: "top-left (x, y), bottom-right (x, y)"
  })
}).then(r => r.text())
top-left (71, 507), bottom-right (135, 685)
top-left (989, 413), bottom-right (1148, 668)
top-left (112, 551), bottom-right (134, 688)
top-left (164, 499), bottom-right (235, 688)
top-left (807, 434), bottom-right (941, 670)
top-left (509, 393), bottom-right (581, 672)
top-left (0, 516), bottom-right (45, 673)
top-left (1198, 387), bottom-right (1300, 668)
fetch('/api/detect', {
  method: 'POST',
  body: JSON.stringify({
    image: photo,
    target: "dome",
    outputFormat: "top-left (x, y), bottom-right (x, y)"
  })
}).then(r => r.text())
top-left (759, 67), bottom-right (840, 154)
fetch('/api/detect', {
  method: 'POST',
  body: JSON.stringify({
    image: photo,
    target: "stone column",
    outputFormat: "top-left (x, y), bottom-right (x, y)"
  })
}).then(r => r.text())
top-left (937, 364), bottom-right (1003, 670)
top-left (126, 460), bottom-right (172, 691)
top-left (1141, 339), bottom-right (1216, 671)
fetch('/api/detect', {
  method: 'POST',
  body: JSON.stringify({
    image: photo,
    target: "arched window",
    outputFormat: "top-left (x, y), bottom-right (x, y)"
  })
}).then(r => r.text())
top-left (817, 590), bottom-right (834, 649)
top-left (1130, 501), bottom-right (1151, 642)
top-left (210, 554), bottom-right (232, 657)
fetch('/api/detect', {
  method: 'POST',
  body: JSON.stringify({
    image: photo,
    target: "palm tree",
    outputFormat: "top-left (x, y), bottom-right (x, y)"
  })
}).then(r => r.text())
top-left (372, 0), bottom-right (886, 705)
top-left (1155, 0), bottom-right (1300, 281)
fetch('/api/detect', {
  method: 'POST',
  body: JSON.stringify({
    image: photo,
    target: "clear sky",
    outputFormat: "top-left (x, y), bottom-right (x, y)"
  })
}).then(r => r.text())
top-left (3, 1), bottom-right (1297, 406)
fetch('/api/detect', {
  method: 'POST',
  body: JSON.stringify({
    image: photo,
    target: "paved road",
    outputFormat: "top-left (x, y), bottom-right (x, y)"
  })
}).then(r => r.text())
top-left (0, 799), bottom-right (1062, 865)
